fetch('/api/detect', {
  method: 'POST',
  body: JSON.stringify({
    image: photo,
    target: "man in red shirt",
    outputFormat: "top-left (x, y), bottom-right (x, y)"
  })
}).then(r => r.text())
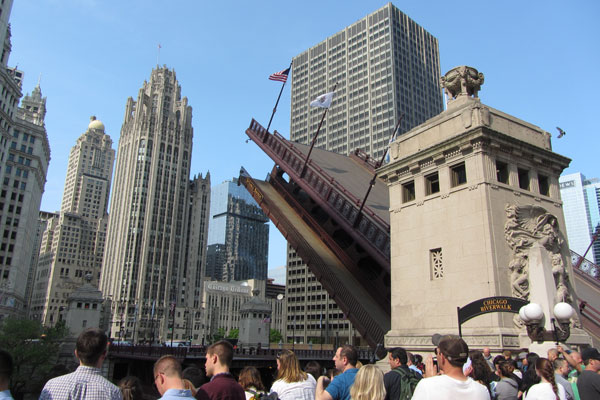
top-left (195, 341), bottom-right (245, 400)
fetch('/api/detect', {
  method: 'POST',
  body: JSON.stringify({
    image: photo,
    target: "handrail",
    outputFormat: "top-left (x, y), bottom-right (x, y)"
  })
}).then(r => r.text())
top-left (249, 119), bottom-right (388, 227)
top-left (579, 300), bottom-right (600, 327)
top-left (570, 250), bottom-right (600, 284)
top-left (108, 344), bottom-right (373, 360)
top-left (247, 119), bottom-right (391, 264)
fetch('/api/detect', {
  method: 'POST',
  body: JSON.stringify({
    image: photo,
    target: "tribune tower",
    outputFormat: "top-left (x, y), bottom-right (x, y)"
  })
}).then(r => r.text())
top-left (101, 67), bottom-right (204, 343)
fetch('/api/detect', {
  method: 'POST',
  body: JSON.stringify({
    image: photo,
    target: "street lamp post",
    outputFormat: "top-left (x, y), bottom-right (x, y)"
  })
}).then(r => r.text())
top-left (519, 302), bottom-right (575, 344)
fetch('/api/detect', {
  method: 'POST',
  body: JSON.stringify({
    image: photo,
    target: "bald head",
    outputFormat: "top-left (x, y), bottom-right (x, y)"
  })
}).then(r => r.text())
top-left (154, 355), bottom-right (183, 378)
top-left (571, 351), bottom-right (582, 364)
top-left (483, 347), bottom-right (491, 357)
top-left (548, 348), bottom-right (559, 362)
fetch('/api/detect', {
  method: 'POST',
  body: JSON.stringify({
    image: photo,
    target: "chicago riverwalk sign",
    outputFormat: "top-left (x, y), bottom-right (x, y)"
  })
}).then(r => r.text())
top-left (457, 296), bottom-right (529, 337)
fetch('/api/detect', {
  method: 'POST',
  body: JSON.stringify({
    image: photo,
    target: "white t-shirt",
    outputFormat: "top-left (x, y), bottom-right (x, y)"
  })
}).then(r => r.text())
top-left (411, 375), bottom-right (491, 400)
top-left (523, 382), bottom-right (566, 400)
top-left (270, 373), bottom-right (316, 400)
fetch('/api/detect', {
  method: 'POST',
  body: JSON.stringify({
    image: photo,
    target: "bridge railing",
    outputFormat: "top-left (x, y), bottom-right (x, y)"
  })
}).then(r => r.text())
top-left (108, 344), bottom-right (373, 361)
top-left (246, 119), bottom-right (390, 267)
top-left (571, 250), bottom-right (600, 283)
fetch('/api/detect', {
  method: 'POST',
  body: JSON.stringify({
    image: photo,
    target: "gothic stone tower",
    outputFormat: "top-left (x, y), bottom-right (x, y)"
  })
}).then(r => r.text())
top-left (101, 67), bottom-right (194, 343)
top-left (378, 66), bottom-right (589, 351)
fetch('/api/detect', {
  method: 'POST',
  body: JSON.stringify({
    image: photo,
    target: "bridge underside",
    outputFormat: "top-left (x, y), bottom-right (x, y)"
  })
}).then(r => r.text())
top-left (240, 119), bottom-right (392, 348)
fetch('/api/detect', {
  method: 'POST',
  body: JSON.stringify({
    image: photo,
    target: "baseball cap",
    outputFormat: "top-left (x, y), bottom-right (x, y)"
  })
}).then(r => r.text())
top-left (438, 337), bottom-right (469, 364)
top-left (581, 348), bottom-right (600, 363)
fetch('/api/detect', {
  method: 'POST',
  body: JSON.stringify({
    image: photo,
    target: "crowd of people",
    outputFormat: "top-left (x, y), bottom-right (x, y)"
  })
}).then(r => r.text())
top-left (0, 328), bottom-right (599, 400)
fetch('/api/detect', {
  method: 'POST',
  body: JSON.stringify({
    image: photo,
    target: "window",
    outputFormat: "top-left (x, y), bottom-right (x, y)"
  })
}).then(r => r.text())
top-left (402, 181), bottom-right (415, 203)
top-left (496, 161), bottom-right (509, 184)
top-left (425, 172), bottom-right (440, 195)
top-left (538, 174), bottom-right (549, 196)
top-left (430, 248), bottom-right (443, 280)
top-left (518, 168), bottom-right (529, 190)
top-left (450, 163), bottom-right (467, 187)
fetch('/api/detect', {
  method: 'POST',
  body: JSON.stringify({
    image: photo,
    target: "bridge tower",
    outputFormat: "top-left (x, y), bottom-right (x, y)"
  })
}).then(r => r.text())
top-left (378, 66), bottom-right (591, 351)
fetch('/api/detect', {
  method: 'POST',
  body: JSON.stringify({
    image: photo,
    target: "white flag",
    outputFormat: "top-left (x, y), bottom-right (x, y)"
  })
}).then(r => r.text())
top-left (310, 92), bottom-right (335, 108)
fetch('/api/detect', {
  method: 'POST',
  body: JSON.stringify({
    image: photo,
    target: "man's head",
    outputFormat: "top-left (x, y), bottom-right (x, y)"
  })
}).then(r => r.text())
top-left (547, 348), bottom-right (559, 362)
top-left (387, 347), bottom-right (407, 369)
top-left (437, 337), bottom-right (469, 372)
top-left (493, 355), bottom-right (505, 372)
top-left (581, 348), bottom-right (600, 372)
top-left (553, 358), bottom-right (569, 377)
top-left (570, 351), bottom-right (582, 365)
top-left (205, 340), bottom-right (233, 376)
top-left (182, 366), bottom-right (206, 389)
top-left (0, 350), bottom-right (13, 390)
top-left (154, 355), bottom-right (183, 395)
top-left (75, 328), bottom-right (108, 367)
top-left (502, 350), bottom-right (512, 360)
top-left (333, 345), bottom-right (358, 372)
top-left (406, 351), bottom-right (415, 367)
top-left (482, 347), bottom-right (491, 358)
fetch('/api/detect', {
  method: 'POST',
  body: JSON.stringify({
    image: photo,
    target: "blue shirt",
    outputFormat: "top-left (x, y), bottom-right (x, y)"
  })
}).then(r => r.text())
top-left (325, 368), bottom-right (358, 400)
top-left (0, 390), bottom-right (14, 400)
top-left (159, 388), bottom-right (196, 400)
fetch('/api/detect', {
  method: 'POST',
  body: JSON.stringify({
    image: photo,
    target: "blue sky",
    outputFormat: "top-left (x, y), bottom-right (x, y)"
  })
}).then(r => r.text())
top-left (9, 1), bottom-right (599, 284)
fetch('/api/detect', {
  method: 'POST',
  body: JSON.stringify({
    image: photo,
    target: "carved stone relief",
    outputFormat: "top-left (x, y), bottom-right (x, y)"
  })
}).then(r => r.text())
top-left (504, 204), bottom-right (579, 327)
top-left (440, 66), bottom-right (485, 100)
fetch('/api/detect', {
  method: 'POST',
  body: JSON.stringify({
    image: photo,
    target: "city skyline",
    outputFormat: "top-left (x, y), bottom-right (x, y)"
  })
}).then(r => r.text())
top-left (8, 1), bottom-right (600, 283)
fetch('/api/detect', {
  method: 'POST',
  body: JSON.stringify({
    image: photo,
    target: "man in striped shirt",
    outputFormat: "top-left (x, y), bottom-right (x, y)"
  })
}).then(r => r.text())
top-left (39, 328), bottom-right (122, 400)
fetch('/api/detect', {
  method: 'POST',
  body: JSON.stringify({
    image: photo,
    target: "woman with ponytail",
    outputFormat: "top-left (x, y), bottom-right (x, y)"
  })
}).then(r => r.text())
top-left (523, 358), bottom-right (566, 400)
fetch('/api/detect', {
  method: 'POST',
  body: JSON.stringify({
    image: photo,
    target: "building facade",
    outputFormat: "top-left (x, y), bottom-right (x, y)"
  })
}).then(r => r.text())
top-left (559, 172), bottom-right (600, 263)
top-left (100, 67), bottom-right (210, 344)
top-left (25, 210), bottom-right (58, 317)
top-left (206, 178), bottom-right (269, 282)
top-left (29, 117), bottom-right (114, 326)
top-left (0, 0), bottom-right (51, 319)
top-left (285, 3), bottom-right (443, 345)
top-left (200, 279), bottom-right (283, 346)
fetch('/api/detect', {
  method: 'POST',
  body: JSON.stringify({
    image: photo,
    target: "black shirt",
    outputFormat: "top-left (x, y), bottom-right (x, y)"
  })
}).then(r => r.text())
top-left (577, 369), bottom-right (600, 400)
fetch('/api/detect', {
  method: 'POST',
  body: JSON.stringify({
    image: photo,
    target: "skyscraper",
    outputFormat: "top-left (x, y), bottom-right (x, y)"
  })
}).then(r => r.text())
top-left (285, 3), bottom-right (443, 345)
top-left (0, 0), bottom-right (51, 319)
top-left (206, 178), bottom-right (268, 282)
top-left (101, 67), bottom-right (210, 344)
top-left (559, 172), bottom-right (600, 263)
top-left (29, 117), bottom-right (114, 325)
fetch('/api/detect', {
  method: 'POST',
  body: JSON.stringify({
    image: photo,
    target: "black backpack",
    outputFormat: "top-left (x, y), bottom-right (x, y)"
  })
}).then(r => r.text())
top-left (392, 367), bottom-right (421, 400)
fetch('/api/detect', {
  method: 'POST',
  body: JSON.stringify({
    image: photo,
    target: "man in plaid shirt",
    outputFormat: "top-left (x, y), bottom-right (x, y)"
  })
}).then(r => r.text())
top-left (39, 328), bottom-right (122, 400)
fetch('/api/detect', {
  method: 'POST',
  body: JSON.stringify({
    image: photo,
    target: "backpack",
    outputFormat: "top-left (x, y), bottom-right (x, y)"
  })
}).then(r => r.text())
top-left (392, 367), bottom-right (422, 400)
top-left (247, 390), bottom-right (278, 400)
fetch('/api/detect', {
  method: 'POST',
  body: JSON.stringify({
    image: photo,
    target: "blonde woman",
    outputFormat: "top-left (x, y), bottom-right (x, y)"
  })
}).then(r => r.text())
top-left (350, 364), bottom-right (386, 400)
top-left (270, 350), bottom-right (316, 400)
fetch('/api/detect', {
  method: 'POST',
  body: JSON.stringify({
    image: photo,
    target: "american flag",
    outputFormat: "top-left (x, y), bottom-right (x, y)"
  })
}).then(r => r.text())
top-left (269, 68), bottom-right (290, 83)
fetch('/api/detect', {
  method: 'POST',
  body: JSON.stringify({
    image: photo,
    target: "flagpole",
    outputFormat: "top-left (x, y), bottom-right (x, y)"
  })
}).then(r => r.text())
top-left (300, 83), bottom-right (337, 178)
top-left (265, 61), bottom-right (292, 142)
top-left (353, 114), bottom-right (404, 228)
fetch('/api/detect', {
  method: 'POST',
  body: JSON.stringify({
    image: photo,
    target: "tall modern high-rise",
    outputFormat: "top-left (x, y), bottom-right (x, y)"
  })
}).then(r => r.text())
top-left (0, 0), bottom-right (52, 320)
top-left (285, 3), bottom-right (443, 345)
top-left (29, 117), bottom-right (114, 325)
top-left (206, 178), bottom-right (268, 282)
top-left (559, 172), bottom-right (600, 263)
top-left (101, 67), bottom-right (210, 344)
